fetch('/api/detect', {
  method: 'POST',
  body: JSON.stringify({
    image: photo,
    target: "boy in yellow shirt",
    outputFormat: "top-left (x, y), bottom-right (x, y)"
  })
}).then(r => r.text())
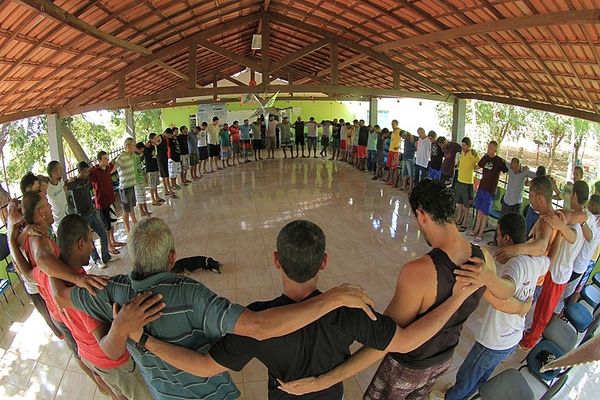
top-left (455, 137), bottom-right (480, 232)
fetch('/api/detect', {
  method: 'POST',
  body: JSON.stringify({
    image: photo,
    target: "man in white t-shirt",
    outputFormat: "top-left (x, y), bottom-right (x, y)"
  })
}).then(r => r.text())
top-left (446, 212), bottom-right (549, 400)
top-left (46, 161), bottom-right (69, 233)
top-left (414, 128), bottom-right (431, 183)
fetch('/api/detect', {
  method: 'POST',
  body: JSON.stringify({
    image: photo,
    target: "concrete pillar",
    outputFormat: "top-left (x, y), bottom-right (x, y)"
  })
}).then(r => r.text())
top-left (451, 98), bottom-right (466, 142)
top-left (369, 97), bottom-right (378, 126)
top-left (47, 113), bottom-right (67, 180)
top-left (125, 108), bottom-right (135, 139)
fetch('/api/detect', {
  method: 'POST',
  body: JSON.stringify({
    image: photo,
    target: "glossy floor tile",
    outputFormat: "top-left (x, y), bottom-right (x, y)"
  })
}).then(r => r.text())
top-left (1, 153), bottom-right (598, 399)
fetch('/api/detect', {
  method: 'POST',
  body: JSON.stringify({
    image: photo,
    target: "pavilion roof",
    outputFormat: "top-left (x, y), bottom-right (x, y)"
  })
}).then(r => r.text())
top-left (0, 0), bottom-right (599, 122)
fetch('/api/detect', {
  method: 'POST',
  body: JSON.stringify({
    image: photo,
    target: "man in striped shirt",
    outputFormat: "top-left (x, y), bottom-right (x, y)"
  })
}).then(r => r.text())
top-left (114, 138), bottom-right (138, 233)
top-left (56, 217), bottom-right (376, 400)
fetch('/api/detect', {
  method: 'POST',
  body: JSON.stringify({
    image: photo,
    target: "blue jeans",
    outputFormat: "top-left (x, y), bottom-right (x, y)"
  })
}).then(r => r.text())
top-left (83, 211), bottom-right (111, 263)
top-left (367, 150), bottom-right (377, 172)
top-left (445, 342), bottom-right (517, 400)
top-left (415, 164), bottom-right (428, 183)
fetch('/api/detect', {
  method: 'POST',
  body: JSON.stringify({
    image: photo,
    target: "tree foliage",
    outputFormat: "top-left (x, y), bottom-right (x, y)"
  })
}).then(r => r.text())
top-left (110, 109), bottom-right (162, 139)
top-left (3, 116), bottom-right (49, 183)
top-left (474, 102), bottom-right (530, 147)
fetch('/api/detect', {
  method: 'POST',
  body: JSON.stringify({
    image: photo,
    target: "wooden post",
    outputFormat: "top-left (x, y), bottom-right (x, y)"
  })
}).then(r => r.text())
top-left (213, 74), bottom-right (218, 101)
top-left (330, 42), bottom-right (339, 86)
top-left (261, 14), bottom-right (270, 93)
top-left (188, 44), bottom-right (197, 89)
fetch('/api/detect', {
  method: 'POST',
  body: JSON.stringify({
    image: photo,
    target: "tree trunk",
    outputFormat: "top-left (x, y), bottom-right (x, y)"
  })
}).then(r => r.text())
top-left (574, 143), bottom-right (580, 167)
top-left (60, 119), bottom-right (89, 162)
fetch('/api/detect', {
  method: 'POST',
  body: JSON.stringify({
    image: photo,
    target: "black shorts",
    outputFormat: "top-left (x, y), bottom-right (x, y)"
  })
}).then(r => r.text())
top-left (158, 158), bottom-right (169, 178)
top-left (198, 146), bottom-right (209, 160)
top-left (252, 139), bottom-right (263, 150)
top-left (209, 144), bottom-right (221, 158)
top-left (99, 206), bottom-right (116, 231)
top-left (295, 135), bottom-right (305, 145)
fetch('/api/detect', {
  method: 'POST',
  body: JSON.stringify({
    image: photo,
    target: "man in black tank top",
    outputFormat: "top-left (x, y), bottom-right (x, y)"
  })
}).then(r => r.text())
top-left (277, 180), bottom-right (488, 400)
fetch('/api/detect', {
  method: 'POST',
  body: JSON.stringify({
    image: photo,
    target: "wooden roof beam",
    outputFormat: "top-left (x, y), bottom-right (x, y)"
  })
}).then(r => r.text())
top-left (373, 9), bottom-right (600, 51)
top-left (15, 0), bottom-right (152, 55)
top-left (66, 12), bottom-right (262, 107)
top-left (269, 39), bottom-right (329, 73)
top-left (457, 93), bottom-right (600, 123)
top-left (268, 11), bottom-right (451, 98)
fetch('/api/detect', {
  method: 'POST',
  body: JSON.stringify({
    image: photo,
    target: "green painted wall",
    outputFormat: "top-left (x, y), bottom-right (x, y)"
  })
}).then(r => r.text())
top-left (161, 100), bottom-right (368, 129)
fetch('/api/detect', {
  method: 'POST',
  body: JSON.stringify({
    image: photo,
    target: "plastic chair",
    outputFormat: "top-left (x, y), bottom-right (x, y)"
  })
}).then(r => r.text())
top-left (580, 285), bottom-right (600, 310)
top-left (519, 340), bottom-right (564, 386)
top-left (0, 278), bottom-right (21, 321)
top-left (0, 233), bottom-right (23, 302)
top-left (564, 303), bottom-right (593, 333)
top-left (592, 271), bottom-right (600, 287)
top-left (476, 368), bottom-right (534, 400)
top-left (542, 317), bottom-right (578, 353)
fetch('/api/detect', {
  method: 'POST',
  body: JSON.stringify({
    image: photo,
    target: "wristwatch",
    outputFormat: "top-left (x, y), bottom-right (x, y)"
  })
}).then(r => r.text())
top-left (136, 332), bottom-right (149, 352)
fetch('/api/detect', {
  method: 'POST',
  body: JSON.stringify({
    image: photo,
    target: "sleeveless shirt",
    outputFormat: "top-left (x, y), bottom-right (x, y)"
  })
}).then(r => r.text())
top-left (392, 244), bottom-right (485, 369)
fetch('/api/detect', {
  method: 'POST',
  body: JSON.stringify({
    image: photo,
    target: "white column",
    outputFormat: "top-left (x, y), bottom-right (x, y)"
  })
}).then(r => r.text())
top-left (451, 98), bottom-right (466, 142)
top-left (369, 97), bottom-right (378, 126)
top-left (47, 113), bottom-right (67, 180)
top-left (125, 108), bottom-right (135, 139)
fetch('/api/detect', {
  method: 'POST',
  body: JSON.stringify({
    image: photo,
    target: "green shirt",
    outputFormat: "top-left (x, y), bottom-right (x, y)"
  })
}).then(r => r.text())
top-left (71, 272), bottom-right (245, 400)
top-left (219, 130), bottom-right (230, 147)
top-left (367, 132), bottom-right (378, 151)
top-left (113, 152), bottom-right (137, 189)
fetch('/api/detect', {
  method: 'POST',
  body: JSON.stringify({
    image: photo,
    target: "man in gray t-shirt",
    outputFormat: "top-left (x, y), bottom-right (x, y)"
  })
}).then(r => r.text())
top-left (491, 158), bottom-right (536, 246)
top-left (503, 158), bottom-right (537, 213)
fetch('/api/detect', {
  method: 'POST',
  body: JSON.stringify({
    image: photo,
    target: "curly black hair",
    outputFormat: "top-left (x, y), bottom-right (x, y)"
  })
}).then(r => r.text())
top-left (409, 179), bottom-right (456, 224)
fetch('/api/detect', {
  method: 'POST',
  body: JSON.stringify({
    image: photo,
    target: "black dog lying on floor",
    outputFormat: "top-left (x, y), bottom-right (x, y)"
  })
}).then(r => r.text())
top-left (172, 256), bottom-right (222, 274)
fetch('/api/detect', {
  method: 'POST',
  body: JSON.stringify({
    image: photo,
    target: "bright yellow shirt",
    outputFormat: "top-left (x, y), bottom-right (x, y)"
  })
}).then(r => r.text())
top-left (390, 128), bottom-right (401, 152)
top-left (457, 150), bottom-right (480, 184)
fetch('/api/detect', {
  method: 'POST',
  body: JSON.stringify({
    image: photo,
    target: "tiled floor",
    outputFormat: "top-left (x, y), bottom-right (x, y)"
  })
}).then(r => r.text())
top-left (1, 152), bottom-right (598, 399)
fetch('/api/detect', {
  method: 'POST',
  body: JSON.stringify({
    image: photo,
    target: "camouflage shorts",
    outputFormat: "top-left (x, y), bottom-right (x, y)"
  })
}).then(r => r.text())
top-left (363, 354), bottom-right (452, 400)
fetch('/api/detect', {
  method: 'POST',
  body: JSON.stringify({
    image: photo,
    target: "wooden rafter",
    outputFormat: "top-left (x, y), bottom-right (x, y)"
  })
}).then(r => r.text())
top-left (436, 0), bottom-right (551, 103)
top-left (457, 93), bottom-right (600, 123)
top-left (66, 12), bottom-right (262, 107)
top-left (15, 0), bottom-right (152, 55)
top-left (269, 39), bottom-right (329, 73)
top-left (372, 9), bottom-right (600, 51)
top-left (268, 11), bottom-right (451, 97)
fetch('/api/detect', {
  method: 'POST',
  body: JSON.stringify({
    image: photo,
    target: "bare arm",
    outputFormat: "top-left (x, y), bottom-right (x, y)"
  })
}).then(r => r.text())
top-left (32, 236), bottom-right (109, 295)
top-left (541, 213), bottom-right (576, 244)
top-left (454, 257), bottom-right (516, 300)
top-left (484, 290), bottom-right (532, 316)
top-left (92, 293), bottom-right (164, 360)
top-left (142, 337), bottom-right (227, 377)
top-left (234, 285), bottom-right (376, 341)
top-left (8, 221), bottom-right (36, 282)
top-left (495, 219), bottom-right (553, 263)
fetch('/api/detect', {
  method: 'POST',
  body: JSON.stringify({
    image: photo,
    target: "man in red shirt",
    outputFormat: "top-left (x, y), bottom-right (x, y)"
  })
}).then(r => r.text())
top-left (14, 191), bottom-right (112, 394)
top-left (89, 151), bottom-right (125, 254)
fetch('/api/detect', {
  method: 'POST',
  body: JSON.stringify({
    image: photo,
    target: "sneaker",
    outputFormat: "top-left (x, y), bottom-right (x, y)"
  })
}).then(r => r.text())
top-left (97, 261), bottom-right (107, 269)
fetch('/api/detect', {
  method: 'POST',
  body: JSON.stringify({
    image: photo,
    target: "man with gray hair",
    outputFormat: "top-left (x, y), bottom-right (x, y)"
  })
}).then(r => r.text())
top-left (113, 138), bottom-right (138, 232)
top-left (54, 217), bottom-right (376, 400)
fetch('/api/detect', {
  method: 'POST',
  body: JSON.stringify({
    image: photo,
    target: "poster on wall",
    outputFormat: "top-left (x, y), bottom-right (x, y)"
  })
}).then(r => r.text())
top-left (197, 103), bottom-right (228, 125)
